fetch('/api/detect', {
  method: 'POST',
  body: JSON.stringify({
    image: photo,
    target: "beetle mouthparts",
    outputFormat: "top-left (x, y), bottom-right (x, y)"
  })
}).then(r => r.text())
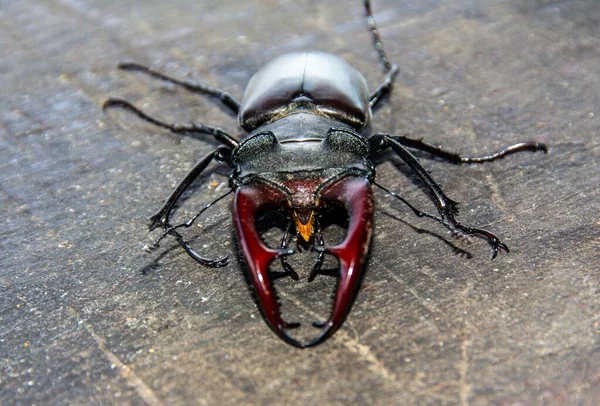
top-left (293, 209), bottom-right (315, 242)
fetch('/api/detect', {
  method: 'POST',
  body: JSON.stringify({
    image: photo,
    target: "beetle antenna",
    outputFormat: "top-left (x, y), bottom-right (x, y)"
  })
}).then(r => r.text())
top-left (364, 0), bottom-right (394, 73)
top-left (365, 1), bottom-right (400, 107)
top-left (273, 223), bottom-right (300, 281)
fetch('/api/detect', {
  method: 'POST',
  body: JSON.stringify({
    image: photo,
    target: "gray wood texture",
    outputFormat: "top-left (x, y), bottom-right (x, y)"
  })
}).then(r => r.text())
top-left (1, 0), bottom-right (599, 404)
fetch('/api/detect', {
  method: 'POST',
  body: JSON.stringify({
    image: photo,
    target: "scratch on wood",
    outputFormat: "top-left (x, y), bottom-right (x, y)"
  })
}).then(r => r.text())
top-left (335, 329), bottom-right (397, 381)
top-left (381, 263), bottom-right (456, 331)
top-left (458, 336), bottom-right (472, 406)
top-left (278, 291), bottom-right (397, 381)
top-left (484, 173), bottom-right (508, 215)
top-left (82, 321), bottom-right (164, 406)
top-left (458, 285), bottom-right (473, 406)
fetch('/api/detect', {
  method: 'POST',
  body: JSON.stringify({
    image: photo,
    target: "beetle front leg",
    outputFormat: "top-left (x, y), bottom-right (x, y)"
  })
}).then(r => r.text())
top-left (143, 148), bottom-right (233, 268)
top-left (153, 189), bottom-right (233, 248)
top-left (391, 135), bottom-right (547, 164)
top-left (370, 133), bottom-right (509, 259)
top-left (148, 147), bottom-right (232, 231)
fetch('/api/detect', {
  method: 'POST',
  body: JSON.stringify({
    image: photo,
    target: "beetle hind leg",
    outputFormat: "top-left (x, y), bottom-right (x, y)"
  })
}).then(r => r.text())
top-left (364, 0), bottom-right (400, 108)
top-left (116, 61), bottom-right (241, 115)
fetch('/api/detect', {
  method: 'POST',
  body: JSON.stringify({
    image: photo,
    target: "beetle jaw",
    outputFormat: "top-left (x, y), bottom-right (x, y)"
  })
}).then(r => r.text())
top-left (232, 176), bottom-right (373, 347)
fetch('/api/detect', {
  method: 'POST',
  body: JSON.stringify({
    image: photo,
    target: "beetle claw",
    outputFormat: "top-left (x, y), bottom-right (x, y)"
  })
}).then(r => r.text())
top-left (148, 214), bottom-right (167, 232)
top-left (461, 227), bottom-right (509, 260)
top-left (284, 321), bottom-right (301, 329)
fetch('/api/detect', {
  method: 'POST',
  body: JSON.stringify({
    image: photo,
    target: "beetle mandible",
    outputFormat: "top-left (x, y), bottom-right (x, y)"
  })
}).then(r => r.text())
top-left (104, 0), bottom-right (547, 348)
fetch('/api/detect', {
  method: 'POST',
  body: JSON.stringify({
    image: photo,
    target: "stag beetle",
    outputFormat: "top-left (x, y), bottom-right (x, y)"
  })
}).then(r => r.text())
top-left (104, 0), bottom-right (547, 348)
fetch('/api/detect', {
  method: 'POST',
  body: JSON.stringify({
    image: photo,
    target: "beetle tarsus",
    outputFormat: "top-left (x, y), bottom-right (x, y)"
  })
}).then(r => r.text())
top-left (444, 221), bottom-right (509, 260)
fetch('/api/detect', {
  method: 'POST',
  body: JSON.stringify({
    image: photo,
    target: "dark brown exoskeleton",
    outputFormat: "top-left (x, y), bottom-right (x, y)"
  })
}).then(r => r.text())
top-left (104, 1), bottom-right (547, 347)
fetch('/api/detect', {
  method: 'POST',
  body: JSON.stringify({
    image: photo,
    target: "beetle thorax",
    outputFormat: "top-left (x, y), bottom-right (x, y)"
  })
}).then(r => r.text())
top-left (231, 114), bottom-right (374, 243)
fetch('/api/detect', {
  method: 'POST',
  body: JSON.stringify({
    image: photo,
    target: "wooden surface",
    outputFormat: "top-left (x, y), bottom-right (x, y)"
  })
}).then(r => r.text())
top-left (1, 0), bottom-right (599, 404)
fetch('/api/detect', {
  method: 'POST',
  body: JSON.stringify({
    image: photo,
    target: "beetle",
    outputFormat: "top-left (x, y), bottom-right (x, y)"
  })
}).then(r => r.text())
top-left (104, 0), bottom-right (547, 348)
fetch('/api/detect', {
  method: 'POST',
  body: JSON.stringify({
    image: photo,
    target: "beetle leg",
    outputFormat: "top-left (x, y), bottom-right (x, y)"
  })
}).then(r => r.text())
top-left (374, 181), bottom-right (506, 255)
top-left (391, 135), bottom-right (547, 164)
top-left (370, 133), bottom-right (509, 259)
top-left (152, 189), bottom-right (233, 247)
top-left (308, 223), bottom-right (340, 282)
top-left (103, 97), bottom-right (238, 148)
top-left (116, 61), bottom-right (241, 115)
top-left (147, 147), bottom-right (231, 231)
top-left (272, 223), bottom-right (299, 281)
top-left (161, 227), bottom-right (229, 268)
top-left (144, 164), bottom-right (232, 268)
top-left (369, 65), bottom-right (399, 109)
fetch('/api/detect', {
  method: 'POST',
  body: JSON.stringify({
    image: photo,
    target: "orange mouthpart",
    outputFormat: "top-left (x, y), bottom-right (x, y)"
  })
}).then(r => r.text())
top-left (293, 210), bottom-right (315, 242)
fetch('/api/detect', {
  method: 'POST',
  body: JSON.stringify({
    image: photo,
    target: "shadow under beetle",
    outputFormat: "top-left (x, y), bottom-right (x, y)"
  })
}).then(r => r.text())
top-left (104, 0), bottom-right (547, 348)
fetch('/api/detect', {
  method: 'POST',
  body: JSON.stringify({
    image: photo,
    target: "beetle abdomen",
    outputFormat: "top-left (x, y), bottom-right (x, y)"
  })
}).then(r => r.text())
top-left (239, 52), bottom-right (372, 132)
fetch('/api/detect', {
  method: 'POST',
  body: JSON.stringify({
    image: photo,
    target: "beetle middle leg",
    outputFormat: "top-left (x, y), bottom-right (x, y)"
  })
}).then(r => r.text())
top-left (271, 223), bottom-right (299, 281)
top-left (370, 133), bottom-right (510, 259)
top-left (103, 97), bottom-right (238, 148)
top-left (391, 135), bottom-right (547, 164)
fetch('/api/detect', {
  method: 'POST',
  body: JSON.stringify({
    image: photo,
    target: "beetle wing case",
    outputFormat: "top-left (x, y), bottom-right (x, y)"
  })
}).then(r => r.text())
top-left (238, 52), bottom-right (372, 132)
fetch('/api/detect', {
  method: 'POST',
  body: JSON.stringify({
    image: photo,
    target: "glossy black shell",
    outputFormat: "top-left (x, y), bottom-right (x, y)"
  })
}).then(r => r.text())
top-left (238, 52), bottom-right (372, 132)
